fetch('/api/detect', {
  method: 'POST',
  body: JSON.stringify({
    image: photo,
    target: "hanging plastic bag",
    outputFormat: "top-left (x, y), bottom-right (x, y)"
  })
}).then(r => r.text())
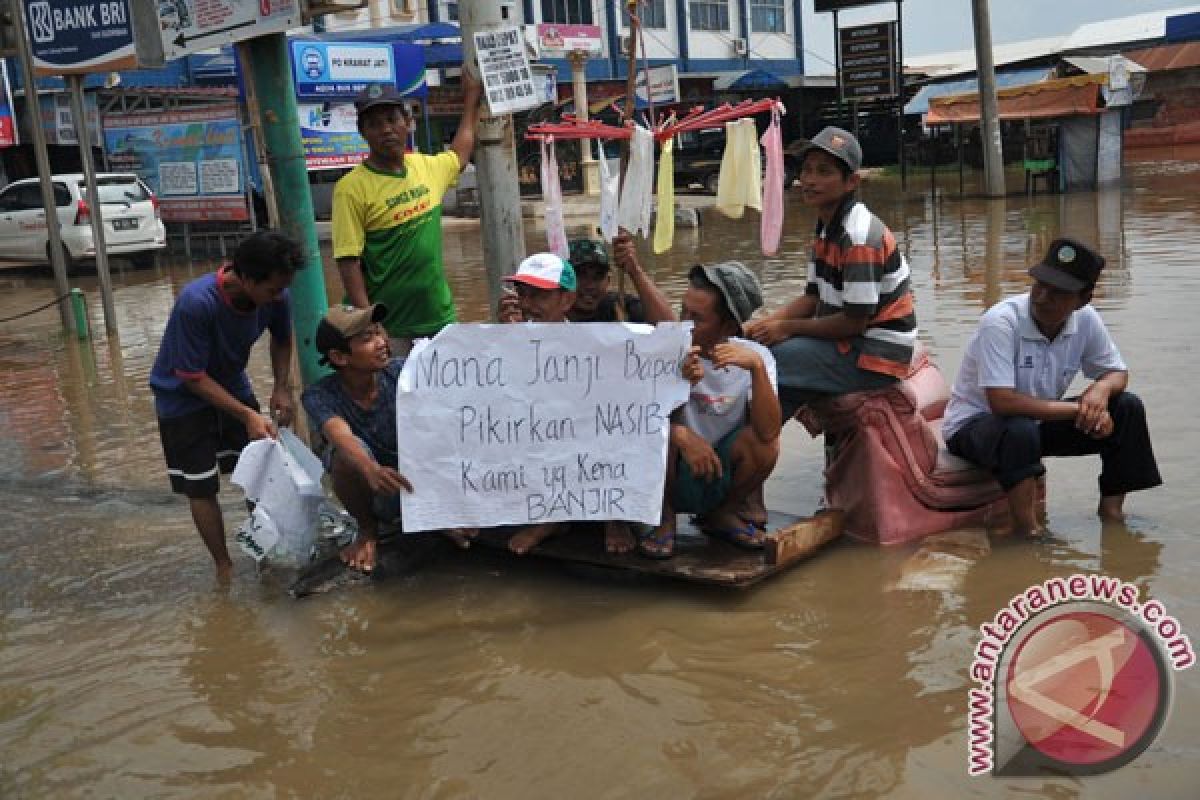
top-left (540, 136), bottom-right (569, 259)
top-left (760, 103), bottom-right (786, 256)
top-left (597, 144), bottom-right (620, 242)
top-left (716, 118), bottom-right (762, 219)
top-left (617, 125), bottom-right (654, 237)
top-left (231, 428), bottom-right (326, 568)
top-left (653, 138), bottom-right (676, 254)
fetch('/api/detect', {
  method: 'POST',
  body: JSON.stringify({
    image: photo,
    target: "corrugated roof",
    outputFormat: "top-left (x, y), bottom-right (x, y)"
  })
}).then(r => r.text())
top-left (906, 36), bottom-right (1065, 78)
top-left (1123, 41), bottom-right (1200, 72)
top-left (1060, 5), bottom-right (1200, 52)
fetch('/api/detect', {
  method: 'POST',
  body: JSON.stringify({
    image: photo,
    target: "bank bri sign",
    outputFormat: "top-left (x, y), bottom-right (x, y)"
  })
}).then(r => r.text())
top-left (23, 0), bottom-right (138, 75)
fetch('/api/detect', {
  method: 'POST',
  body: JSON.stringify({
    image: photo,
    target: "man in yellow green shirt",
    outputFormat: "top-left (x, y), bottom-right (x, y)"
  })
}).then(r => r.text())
top-left (332, 77), bottom-right (483, 354)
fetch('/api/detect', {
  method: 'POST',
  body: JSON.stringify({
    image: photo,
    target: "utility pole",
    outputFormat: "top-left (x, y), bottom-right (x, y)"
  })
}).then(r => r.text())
top-left (459, 0), bottom-right (526, 317)
top-left (10, 0), bottom-right (73, 332)
top-left (67, 74), bottom-right (118, 334)
top-left (243, 33), bottom-right (329, 387)
top-left (971, 0), bottom-right (1005, 197)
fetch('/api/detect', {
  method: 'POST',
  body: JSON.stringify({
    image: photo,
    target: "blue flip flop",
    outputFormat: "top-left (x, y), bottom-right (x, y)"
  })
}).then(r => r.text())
top-left (702, 520), bottom-right (766, 550)
top-left (635, 524), bottom-right (675, 559)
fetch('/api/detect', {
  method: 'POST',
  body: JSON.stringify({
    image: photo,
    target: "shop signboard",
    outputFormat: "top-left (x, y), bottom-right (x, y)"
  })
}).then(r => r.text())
top-left (534, 23), bottom-right (603, 58)
top-left (103, 105), bottom-right (249, 222)
top-left (22, 0), bottom-right (139, 75)
top-left (839, 21), bottom-right (896, 101)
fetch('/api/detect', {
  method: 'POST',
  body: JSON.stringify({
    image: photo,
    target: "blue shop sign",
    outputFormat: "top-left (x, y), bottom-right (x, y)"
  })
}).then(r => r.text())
top-left (23, 0), bottom-right (138, 75)
top-left (290, 40), bottom-right (427, 99)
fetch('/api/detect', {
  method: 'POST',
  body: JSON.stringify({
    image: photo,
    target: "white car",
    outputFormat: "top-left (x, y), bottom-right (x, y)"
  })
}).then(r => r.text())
top-left (0, 173), bottom-right (168, 271)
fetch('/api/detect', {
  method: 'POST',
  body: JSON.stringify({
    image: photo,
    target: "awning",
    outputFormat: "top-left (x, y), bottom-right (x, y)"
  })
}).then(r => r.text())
top-left (925, 74), bottom-right (1105, 125)
top-left (904, 66), bottom-right (1053, 116)
top-left (1166, 10), bottom-right (1200, 43)
top-left (715, 69), bottom-right (788, 91)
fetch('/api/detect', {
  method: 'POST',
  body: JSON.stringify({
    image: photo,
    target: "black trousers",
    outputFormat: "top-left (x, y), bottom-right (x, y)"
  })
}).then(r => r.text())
top-left (946, 392), bottom-right (1163, 497)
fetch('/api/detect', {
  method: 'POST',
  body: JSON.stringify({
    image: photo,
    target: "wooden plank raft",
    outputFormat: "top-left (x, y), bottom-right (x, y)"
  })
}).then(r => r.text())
top-left (470, 510), bottom-right (845, 588)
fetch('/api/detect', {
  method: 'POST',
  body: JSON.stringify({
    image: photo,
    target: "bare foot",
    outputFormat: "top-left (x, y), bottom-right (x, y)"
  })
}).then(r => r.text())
top-left (738, 488), bottom-right (768, 530)
top-left (1098, 495), bottom-right (1126, 522)
top-left (508, 523), bottom-right (557, 555)
top-left (341, 535), bottom-right (378, 572)
top-left (604, 521), bottom-right (635, 554)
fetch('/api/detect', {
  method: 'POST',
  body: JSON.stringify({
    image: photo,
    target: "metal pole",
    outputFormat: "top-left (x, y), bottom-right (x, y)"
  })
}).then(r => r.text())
top-left (833, 10), bottom-right (844, 127)
top-left (12, 0), bottom-right (73, 332)
top-left (971, 0), bottom-right (1005, 197)
top-left (67, 74), bottom-right (118, 334)
top-left (459, 0), bottom-right (527, 318)
top-left (895, 3), bottom-right (906, 192)
top-left (244, 33), bottom-right (329, 388)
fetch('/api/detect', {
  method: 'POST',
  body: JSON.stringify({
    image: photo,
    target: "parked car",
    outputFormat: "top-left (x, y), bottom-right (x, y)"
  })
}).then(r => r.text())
top-left (0, 173), bottom-right (167, 271)
top-left (673, 131), bottom-right (800, 195)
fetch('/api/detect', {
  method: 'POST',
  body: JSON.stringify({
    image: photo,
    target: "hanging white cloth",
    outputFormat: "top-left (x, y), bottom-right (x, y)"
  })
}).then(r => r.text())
top-left (597, 143), bottom-right (620, 242)
top-left (617, 125), bottom-right (655, 237)
top-left (540, 136), bottom-right (569, 258)
top-left (715, 118), bottom-right (762, 219)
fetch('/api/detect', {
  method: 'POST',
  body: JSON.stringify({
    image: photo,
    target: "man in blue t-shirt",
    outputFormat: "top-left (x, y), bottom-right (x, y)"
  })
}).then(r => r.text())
top-left (150, 230), bottom-right (304, 579)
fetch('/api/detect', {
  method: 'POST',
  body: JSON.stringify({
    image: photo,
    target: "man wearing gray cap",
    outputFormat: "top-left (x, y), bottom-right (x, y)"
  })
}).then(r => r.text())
top-left (941, 238), bottom-right (1161, 536)
top-left (332, 76), bottom-right (483, 358)
top-left (744, 126), bottom-right (918, 419)
top-left (638, 261), bottom-right (782, 558)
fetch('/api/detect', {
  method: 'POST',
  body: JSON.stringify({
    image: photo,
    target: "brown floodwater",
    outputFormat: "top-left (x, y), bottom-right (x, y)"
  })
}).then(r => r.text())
top-left (1, 154), bottom-right (1198, 798)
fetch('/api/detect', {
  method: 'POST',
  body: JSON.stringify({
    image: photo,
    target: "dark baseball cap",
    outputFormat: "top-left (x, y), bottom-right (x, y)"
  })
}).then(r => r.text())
top-left (569, 238), bottom-right (610, 271)
top-left (1028, 238), bottom-right (1106, 292)
top-left (690, 261), bottom-right (763, 326)
top-left (315, 303), bottom-right (388, 365)
top-left (800, 126), bottom-right (863, 172)
top-left (354, 83), bottom-right (408, 115)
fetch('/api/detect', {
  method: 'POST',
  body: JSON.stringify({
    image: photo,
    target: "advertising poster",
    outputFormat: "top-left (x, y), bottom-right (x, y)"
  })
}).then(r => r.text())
top-left (103, 105), bottom-right (249, 222)
top-left (298, 102), bottom-right (369, 170)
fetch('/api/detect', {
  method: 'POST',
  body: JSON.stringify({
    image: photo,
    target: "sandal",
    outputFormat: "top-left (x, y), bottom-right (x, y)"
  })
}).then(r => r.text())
top-left (702, 520), bottom-right (766, 550)
top-left (635, 524), bottom-right (675, 559)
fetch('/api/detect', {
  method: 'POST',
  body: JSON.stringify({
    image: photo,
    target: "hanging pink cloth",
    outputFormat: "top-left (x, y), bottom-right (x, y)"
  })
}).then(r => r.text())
top-left (540, 136), bottom-right (568, 259)
top-left (760, 103), bottom-right (786, 256)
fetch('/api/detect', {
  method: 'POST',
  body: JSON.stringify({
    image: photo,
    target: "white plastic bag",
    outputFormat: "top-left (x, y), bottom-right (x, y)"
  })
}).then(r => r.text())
top-left (232, 428), bottom-right (325, 567)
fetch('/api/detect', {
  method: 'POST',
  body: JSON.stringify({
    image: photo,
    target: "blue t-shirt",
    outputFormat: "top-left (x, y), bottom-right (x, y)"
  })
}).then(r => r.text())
top-left (150, 268), bottom-right (292, 418)
top-left (302, 358), bottom-right (404, 469)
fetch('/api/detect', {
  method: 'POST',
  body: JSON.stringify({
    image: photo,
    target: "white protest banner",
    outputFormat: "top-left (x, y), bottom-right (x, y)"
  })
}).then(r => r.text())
top-left (474, 26), bottom-right (541, 115)
top-left (396, 322), bottom-right (693, 532)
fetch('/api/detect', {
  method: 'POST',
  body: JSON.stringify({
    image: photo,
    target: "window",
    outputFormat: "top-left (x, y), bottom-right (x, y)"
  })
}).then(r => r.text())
top-left (541, 0), bottom-right (592, 25)
top-left (623, 0), bottom-right (667, 30)
top-left (689, 0), bottom-right (729, 32)
top-left (442, 1), bottom-right (458, 21)
top-left (751, 0), bottom-right (785, 33)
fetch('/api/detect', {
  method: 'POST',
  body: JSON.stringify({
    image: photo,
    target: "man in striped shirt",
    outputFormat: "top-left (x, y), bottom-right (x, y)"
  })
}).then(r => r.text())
top-left (744, 127), bottom-right (917, 419)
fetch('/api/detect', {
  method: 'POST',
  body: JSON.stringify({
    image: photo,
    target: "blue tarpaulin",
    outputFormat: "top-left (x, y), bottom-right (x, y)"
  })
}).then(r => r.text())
top-left (1166, 11), bottom-right (1200, 43)
top-left (904, 66), bottom-right (1054, 116)
top-left (726, 69), bottom-right (788, 91)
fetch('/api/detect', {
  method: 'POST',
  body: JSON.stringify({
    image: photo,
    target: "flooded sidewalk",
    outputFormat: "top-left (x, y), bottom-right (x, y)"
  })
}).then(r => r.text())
top-left (1, 157), bottom-right (1198, 798)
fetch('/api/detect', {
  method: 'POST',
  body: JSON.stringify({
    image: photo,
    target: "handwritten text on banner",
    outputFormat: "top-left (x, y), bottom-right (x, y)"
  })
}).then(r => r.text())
top-left (396, 322), bottom-right (693, 531)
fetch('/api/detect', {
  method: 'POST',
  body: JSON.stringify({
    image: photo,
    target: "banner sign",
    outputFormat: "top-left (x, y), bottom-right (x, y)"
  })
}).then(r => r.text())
top-left (103, 106), bottom-right (249, 222)
top-left (474, 26), bottom-right (540, 115)
top-left (23, 0), bottom-right (138, 75)
top-left (839, 21), bottom-right (897, 101)
top-left (0, 63), bottom-right (17, 148)
top-left (396, 323), bottom-right (693, 532)
top-left (299, 102), bottom-right (369, 169)
top-left (535, 23), bottom-right (603, 57)
top-left (36, 94), bottom-right (101, 147)
top-left (149, 0), bottom-right (299, 62)
top-left (292, 41), bottom-right (393, 98)
top-left (636, 64), bottom-right (680, 106)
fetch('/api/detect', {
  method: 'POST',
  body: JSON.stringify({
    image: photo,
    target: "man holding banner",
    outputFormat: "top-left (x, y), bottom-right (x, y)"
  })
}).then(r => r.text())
top-left (333, 76), bottom-right (483, 356)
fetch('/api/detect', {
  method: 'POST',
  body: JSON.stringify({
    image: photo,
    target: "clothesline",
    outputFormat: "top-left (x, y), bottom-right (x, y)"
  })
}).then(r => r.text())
top-left (525, 98), bottom-right (783, 145)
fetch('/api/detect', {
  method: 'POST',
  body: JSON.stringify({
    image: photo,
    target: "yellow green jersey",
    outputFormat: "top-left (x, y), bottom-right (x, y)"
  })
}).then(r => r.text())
top-left (332, 151), bottom-right (461, 337)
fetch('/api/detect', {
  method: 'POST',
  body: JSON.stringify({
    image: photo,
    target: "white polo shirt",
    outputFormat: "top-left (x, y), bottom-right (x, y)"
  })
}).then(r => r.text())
top-left (941, 293), bottom-right (1126, 440)
top-left (680, 338), bottom-right (777, 445)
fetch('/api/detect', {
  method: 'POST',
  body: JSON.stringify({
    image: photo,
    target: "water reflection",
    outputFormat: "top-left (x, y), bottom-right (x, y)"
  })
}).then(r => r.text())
top-left (1, 155), bottom-right (1199, 797)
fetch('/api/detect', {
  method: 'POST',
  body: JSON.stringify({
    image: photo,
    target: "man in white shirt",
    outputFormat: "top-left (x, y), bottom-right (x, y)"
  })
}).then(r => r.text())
top-left (941, 238), bottom-right (1161, 536)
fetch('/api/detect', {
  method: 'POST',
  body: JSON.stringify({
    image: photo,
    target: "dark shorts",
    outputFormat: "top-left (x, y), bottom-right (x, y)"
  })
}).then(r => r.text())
top-left (157, 398), bottom-right (259, 498)
top-left (672, 427), bottom-right (740, 515)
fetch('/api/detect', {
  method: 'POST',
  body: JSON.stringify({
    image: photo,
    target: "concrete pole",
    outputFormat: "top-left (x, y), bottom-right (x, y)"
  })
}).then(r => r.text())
top-left (12, 0), bottom-right (73, 332)
top-left (569, 49), bottom-right (599, 195)
top-left (459, 0), bottom-right (527, 317)
top-left (971, 0), bottom-right (1006, 197)
top-left (243, 32), bottom-right (329, 388)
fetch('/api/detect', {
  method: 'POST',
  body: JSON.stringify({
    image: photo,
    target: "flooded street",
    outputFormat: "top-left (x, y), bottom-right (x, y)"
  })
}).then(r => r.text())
top-left (2, 154), bottom-right (1199, 798)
